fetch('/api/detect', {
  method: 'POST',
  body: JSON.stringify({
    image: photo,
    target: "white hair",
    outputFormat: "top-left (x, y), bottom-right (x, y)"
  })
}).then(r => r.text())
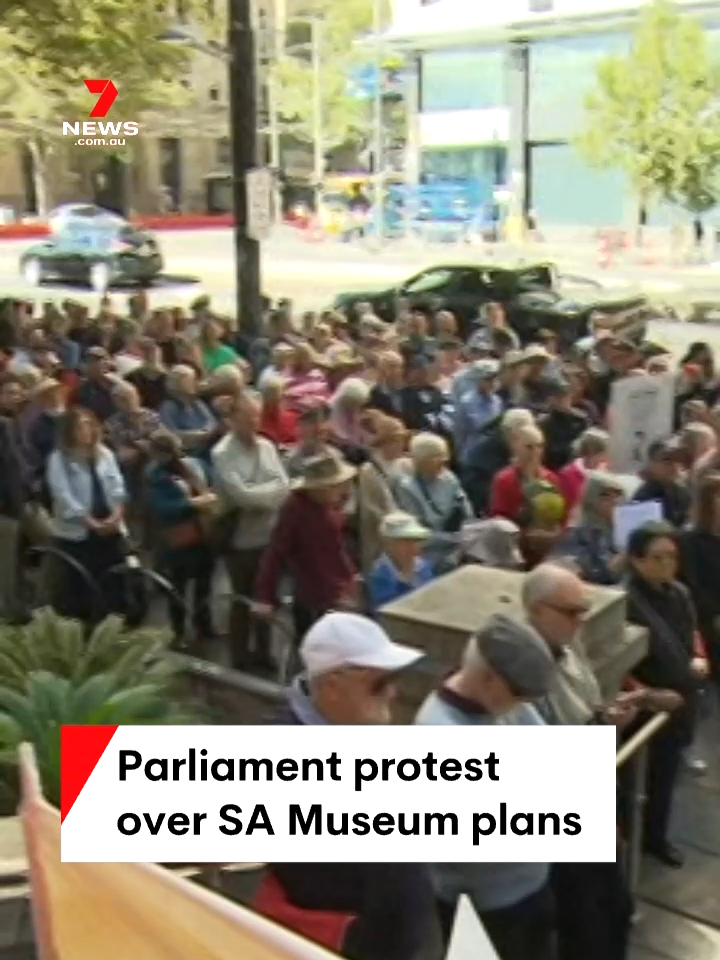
top-left (259, 374), bottom-right (285, 396)
top-left (521, 563), bottom-right (572, 609)
top-left (410, 432), bottom-right (449, 463)
top-left (334, 376), bottom-right (371, 407)
top-left (502, 408), bottom-right (534, 436)
top-left (461, 638), bottom-right (488, 675)
top-left (209, 363), bottom-right (244, 387)
top-left (167, 364), bottom-right (197, 393)
top-left (574, 427), bottom-right (610, 459)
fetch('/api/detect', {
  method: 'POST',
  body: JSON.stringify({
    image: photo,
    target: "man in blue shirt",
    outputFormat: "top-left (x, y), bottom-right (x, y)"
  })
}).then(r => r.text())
top-left (416, 613), bottom-right (557, 960)
top-left (454, 359), bottom-right (504, 468)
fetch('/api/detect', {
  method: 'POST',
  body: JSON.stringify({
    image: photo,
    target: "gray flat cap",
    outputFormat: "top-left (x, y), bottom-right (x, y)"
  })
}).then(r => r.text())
top-left (473, 613), bottom-right (555, 699)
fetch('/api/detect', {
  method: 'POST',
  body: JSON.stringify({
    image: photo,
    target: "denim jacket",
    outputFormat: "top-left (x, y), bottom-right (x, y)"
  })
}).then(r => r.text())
top-left (46, 445), bottom-right (127, 541)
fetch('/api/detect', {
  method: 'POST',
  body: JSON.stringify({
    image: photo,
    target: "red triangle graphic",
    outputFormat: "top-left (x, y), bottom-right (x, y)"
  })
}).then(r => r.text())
top-left (61, 725), bottom-right (118, 823)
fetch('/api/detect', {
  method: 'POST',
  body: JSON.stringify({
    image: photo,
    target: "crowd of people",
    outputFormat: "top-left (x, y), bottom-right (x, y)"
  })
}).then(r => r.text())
top-left (0, 287), bottom-right (718, 960)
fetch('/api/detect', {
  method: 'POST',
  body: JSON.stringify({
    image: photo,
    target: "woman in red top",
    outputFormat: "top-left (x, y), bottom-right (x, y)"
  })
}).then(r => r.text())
top-left (258, 374), bottom-right (298, 447)
top-left (490, 423), bottom-right (567, 567)
top-left (557, 427), bottom-right (610, 516)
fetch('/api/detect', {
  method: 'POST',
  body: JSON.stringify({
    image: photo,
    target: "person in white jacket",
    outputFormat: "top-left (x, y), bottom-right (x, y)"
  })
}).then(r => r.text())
top-left (212, 391), bottom-right (290, 671)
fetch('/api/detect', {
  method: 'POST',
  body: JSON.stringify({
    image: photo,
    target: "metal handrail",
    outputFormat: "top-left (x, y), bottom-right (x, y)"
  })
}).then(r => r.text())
top-left (616, 711), bottom-right (669, 768)
top-left (615, 710), bottom-right (670, 894)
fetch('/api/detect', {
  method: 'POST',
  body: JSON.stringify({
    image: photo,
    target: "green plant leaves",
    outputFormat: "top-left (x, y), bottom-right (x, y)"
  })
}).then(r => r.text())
top-left (0, 612), bottom-right (199, 809)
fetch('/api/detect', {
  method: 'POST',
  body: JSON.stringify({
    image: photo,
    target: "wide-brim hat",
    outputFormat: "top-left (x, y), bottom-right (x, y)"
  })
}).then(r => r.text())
top-left (292, 450), bottom-right (357, 490)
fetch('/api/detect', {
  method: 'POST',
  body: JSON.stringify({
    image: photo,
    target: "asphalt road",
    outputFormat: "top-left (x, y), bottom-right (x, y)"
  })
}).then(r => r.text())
top-left (5, 227), bottom-right (720, 360)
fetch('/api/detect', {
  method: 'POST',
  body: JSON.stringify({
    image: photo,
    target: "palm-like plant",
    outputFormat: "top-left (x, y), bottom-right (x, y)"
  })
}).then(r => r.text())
top-left (0, 671), bottom-right (199, 809)
top-left (0, 609), bottom-right (177, 693)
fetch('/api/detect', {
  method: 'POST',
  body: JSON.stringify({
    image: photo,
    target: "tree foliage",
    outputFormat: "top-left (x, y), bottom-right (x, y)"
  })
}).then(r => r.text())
top-left (578, 0), bottom-right (720, 216)
top-left (269, 0), bottom-right (394, 151)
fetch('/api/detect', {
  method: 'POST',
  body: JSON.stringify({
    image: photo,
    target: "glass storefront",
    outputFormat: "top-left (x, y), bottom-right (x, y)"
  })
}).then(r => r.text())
top-left (420, 48), bottom-right (506, 112)
top-left (528, 32), bottom-right (629, 141)
top-left (421, 146), bottom-right (507, 185)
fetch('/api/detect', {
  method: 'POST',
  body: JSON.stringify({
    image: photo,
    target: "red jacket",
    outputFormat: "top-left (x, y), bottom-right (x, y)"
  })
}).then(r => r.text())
top-left (489, 465), bottom-right (564, 523)
top-left (259, 404), bottom-right (298, 446)
top-left (255, 490), bottom-right (356, 612)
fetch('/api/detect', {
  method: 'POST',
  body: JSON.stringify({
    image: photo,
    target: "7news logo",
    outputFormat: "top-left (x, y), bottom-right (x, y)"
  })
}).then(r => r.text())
top-left (62, 79), bottom-right (139, 140)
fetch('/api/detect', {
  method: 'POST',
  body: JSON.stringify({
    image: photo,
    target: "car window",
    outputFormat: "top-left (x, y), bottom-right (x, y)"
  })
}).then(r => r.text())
top-left (517, 265), bottom-right (554, 290)
top-left (403, 268), bottom-right (456, 296)
top-left (58, 222), bottom-right (115, 251)
top-left (455, 269), bottom-right (489, 296)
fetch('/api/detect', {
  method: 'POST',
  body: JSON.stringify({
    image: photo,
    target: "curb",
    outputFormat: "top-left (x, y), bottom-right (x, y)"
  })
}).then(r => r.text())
top-left (0, 214), bottom-right (235, 241)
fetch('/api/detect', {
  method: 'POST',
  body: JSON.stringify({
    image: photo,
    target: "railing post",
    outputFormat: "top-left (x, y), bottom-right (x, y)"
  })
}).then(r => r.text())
top-left (625, 744), bottom-right (649, 895)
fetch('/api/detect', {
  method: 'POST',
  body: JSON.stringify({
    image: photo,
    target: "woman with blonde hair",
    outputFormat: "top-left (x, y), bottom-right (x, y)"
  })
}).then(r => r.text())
top-left (329, 376), bottom-right (371, 457)
top-left (357, 414), bottom-right (410, 573)
top-left (46, 406), bottom-right (127, 620)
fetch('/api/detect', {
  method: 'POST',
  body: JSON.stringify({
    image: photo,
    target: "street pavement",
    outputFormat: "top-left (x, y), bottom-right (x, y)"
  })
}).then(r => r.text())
top-left (4, 226), bottom-right (720, 359)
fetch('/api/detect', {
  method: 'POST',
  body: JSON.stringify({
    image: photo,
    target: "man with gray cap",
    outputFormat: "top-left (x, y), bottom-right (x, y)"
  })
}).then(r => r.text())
top-left (415, 613), bottom-right (557, 960)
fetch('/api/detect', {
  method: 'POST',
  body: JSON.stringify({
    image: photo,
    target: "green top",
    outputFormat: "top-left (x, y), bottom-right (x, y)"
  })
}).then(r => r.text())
top-left (202, 342), bottom-right (240, 372)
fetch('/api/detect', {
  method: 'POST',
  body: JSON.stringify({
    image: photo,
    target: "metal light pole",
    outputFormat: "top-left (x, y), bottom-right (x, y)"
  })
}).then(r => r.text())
top-left (228, 0), bottom-right (262, 340)
top-left (371, 0), bottom-right (384, 245)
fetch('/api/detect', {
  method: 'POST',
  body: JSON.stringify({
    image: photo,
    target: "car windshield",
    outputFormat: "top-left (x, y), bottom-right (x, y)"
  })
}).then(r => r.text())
top-left (58, 221), bottom-right (118, 250)
top-left (403, 268), bottom-right (454, 295)
top-left (516, 265), bottom-right (554, 291)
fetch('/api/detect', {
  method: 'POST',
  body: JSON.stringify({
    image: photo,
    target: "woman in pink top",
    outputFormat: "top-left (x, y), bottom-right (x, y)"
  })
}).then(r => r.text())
top-left (283, 341), bottom-right (330, 413)
top-left (558, 427), bottom-right (610, 513)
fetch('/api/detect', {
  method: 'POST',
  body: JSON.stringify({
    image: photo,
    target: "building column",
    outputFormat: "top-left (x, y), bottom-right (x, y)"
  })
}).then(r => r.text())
top-left (506, 39), bottom-right (530, 225)
top-left (403, 55), bottom-right (421, 187)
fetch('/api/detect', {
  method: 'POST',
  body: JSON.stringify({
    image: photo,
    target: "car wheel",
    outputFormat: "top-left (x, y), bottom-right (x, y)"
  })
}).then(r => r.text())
top-left (89, 261), bottom-right (111, 292)
top-left (22, 258), bottom-right (43, 286)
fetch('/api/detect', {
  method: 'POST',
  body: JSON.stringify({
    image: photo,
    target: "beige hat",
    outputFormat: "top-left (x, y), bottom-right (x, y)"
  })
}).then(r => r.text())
top-left (32, 377), bottom-right (63, 398)
top-left (522, 344), bottom-right (551, 363)
top-left (380, 511), bottom-right (430, 541)
top-left (292, 450), bottom-right (357, 491)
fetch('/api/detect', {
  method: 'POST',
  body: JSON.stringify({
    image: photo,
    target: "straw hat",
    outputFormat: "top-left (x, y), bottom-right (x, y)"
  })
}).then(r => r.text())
top-left (291, 450), bottom-right (357, 490)
top-left (32, 377), bottom-right (62, 399)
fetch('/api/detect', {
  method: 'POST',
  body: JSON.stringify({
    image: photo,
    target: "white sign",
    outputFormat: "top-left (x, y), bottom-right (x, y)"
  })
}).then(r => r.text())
top-left (613, 500), bottom-right (664, 551)
top-left (608, 372), bottom-right (675, 474)
top-left (246, 167), bottom-right (273, 240)
top-left (60, 724), bottom-right (617, 863)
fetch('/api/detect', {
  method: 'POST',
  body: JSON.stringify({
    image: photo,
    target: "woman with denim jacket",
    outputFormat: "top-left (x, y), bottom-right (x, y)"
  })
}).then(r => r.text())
top-left (46, 406), bottom-right (127, 620)
top-left (553, 471), bottom-right (626, 585)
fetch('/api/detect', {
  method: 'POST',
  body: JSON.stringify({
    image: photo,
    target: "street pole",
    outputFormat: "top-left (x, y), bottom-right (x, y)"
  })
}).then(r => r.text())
top-left (228, 0), bottom-right (262, 340)
top-left (371, 0), bottom-right (384, 245)
top-left (311, 17), bottom-right (323, 215)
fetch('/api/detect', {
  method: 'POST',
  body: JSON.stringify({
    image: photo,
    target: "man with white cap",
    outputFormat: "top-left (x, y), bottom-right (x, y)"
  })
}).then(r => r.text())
top-left (269, 610), bottom-right (423, 726)
top-left (264, 612), bottom-right (437, 960)
top-left (415, 613), bottom-right (557, 960)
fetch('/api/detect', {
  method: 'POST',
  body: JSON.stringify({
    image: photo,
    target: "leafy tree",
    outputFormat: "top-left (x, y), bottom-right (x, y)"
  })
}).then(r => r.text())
top-left (268, 0), bottom-right (394, 154)
top-left (578, 0), bottom-right (720, 231)
top-left (0, 0), bottom-right (209, 212)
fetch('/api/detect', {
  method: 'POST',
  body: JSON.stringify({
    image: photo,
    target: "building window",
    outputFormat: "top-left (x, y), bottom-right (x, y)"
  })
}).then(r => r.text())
top-left (421, 48), bottom-right (506, 112)
top-left (209, 84), bottom-right (220, 102)
top-left (529, 32), bottom-right (629, 141)
top-left (217, 137), bottom-right (231, 166)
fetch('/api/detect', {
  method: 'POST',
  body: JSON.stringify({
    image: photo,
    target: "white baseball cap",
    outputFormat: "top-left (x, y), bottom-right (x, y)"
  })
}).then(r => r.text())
top-left (300, 612), bottom-right (423, 678)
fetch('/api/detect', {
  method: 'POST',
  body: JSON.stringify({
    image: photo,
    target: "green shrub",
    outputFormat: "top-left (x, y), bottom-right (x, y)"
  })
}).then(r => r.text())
top-left (0, 671), bottom-right (199, 809)
top-left (0, 609), bottom-right (176, 693)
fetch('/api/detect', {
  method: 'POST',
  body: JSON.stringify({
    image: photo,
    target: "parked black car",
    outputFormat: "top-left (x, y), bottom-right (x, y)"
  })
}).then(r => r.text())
top-left (332, 261), bottom-right (649, 347)
top-left (20, 215), bottom-right (163, 292)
